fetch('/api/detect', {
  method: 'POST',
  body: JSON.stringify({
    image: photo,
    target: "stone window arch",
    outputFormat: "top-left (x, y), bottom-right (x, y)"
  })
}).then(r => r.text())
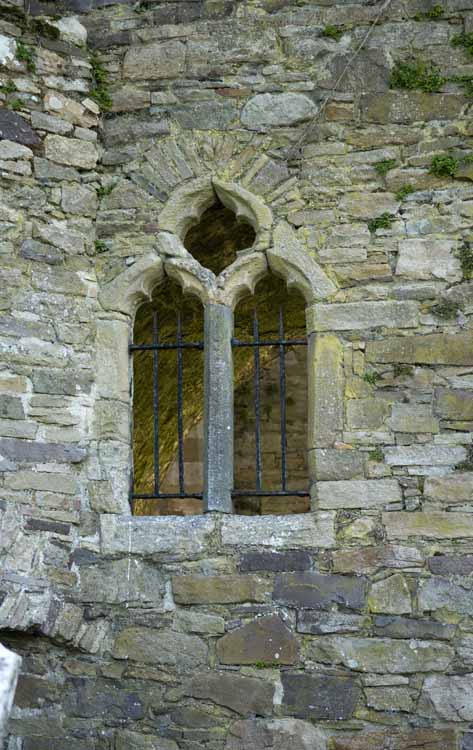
top-left (98, 178), bottom-right (338, 516)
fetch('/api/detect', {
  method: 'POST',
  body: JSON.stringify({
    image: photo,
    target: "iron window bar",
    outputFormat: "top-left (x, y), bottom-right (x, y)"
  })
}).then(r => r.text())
top-left (231, 305), bottom-right (309, 499)
top-left (130, 310), bottom-right (204, 512)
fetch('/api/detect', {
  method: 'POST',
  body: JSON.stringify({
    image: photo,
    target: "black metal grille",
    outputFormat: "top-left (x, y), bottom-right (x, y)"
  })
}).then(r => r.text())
top-left (231, 306), bottom-right (309, 500)
top-left (130, 310), bottom-right (204, 511)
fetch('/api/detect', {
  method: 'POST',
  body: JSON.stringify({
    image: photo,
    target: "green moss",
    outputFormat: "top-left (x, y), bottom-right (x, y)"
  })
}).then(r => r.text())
top-left (96, 183), bottom-right (116, 199)
top-left (321, 25), bottom-right (344, 41)
top-left (362, 370), bottom-right (381, 386)
top-left (30, 18), bottom-right (60, 39)
top-left (254, 661), bottom-right (280, 669)
top-left (425, 4), bottom-right (444, 18)
top-left (9, 98), bottom-right (23, 111)
top-left (16, 41), bottom-right (36, 73)
top-left (390, 59), bottom-right (445, 93)
top-left (89, 53), bottom-right (112, 112)
top-left (393, 363), bottom-right (414, 378)
top-left (395, 184), bottom-right (415, 201)
top-left (368, 212), bottom-right (395, 233)
top-left (457, 445), bottom-right (473, 472)
top-left (456, 242), bottom-right (473, 279)
top-left (451, 32), bottom-right (473, 58)
top-left (369, 447), bottom-right (384, 462)
top-left (94, 240), bottom-right (107, 253)
top-left (1, 79), bottom-right (17, 95)
top-left (449, 74), bottom-right (473, 96)
top-left (432, 301), bottom-right (460, 318)
top-left (374, 159), bottom-right (397, 176)
top-left (429, 153), bottom-right (459, 178)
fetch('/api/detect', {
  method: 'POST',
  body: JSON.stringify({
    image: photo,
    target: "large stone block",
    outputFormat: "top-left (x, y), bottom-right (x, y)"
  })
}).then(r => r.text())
top-left (307, 636), bottom-right (453, 673)
top-left (172, 574), bottom-right (267, 604)
top-left (273, 572), bottom-right (367, 611)
top-left (216, 615), bottom-right (299, 665)
top-left (221, 513), bottom-right (336, 549)
top-left (112, 627), bottom-right (208, 673)
top-left (297, 611), bottom-right (365, 635)
top-left (78, 559), bottom-right (164, 605)
top-left (100, 515), bottom-right (216, 558)
top-left (424, 473), bottom-right (473, 504)
top-left (390, 403), bottom-right (439, 433)
top-left (307, 301), bottom-right (418, 332)
top-left (241, 93), bottom-right (316, 131)
top-left (396, 239), bottom-right (461, 281)
top-left (383, 511), bottom-right (473, 539)
top-left (225, 718), bottom-right (327, 750)
top-left (0, 438), bottom-right (85, 465)
top-left (421, 674), bottom-right (473, 720)
top-left (330, 728), bottom-right (457, 750)
top-left (239, 550), bottom-right (312, 573)
top-left (311, 449), bottom-right (364, 481)
top-left (434, 389), bottom-right (473, 421)
top-left (282, 672), bottom-right (360, 720)
top-left (338, 192), bottom-right (399, 219)
top-left (419, 577), bottom-right (473, 616)
top-left (309, 334), bottom-right (343, 448)
top-left (124, 41), bottom-right (186, 80)
top-left (318, 480), bottom-right (401, 510)
top-left (368, 574), bottom-right (412, 614)
top-left (366, 331), bottom-right (473, 366)
top-left (373, 615), bottom-right (456, 641)
top-left (332, 544), bottom-right (424, 574)
top-left (384, 445), bottom-right (466, 466)
top-left (115, 731), bottom-right (178, 750)
top-left (361, 92), bottom-right (467, 123)
top-left (0, 108), bottom-right (41, 146)
top-left (188, 671), bottom-right (273, 716)
top-left (44, 135), bottom-right (98, 169)
top-left (428, 554), bottom-right (473, 576)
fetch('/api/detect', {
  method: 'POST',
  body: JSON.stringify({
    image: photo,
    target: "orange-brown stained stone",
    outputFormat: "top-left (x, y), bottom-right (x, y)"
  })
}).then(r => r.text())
top-left (217, 615), bottom-right (299, 665)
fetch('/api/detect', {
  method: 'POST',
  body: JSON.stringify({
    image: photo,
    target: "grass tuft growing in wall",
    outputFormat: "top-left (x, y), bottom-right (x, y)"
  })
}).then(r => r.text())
top-left (374, 159), bottom-right (397, 176)
top-left (456, 242), bottom-right (473, 279)
top-left (429, 153), bottom-right (459, 178)
top-left (452, 32), bottom-right (473, 58)
top-left (390, 59), bottom-right (444, 93)
top-left (396, 184), bottom-right (415, 201)
top-left (432, 301), bottom-right (460, 318)
top-left (89, 53), bottom-right (112, 111)
top-left (368, 213), bottom-right (395, 233)
top-left (321, 25), bottom-right (345, 41)
top-left (16, 41), bottom-right (36, 73)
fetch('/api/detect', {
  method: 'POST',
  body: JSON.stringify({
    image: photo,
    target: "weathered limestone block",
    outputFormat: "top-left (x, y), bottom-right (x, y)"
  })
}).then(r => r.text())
top-left (421, 674), bottom-right (473, 720)
top-left (307, 636), bottom-right (453, 673)
top-left (389, 403), bottom-right (439, 433)
top-left (112, 627), bottom-right (208, 672)
top-left (216, 615), bottom-right (299, 665)
top-left (96, 319), bottom-right (130, 401)
top-left (50, 16), bottom-right (87, 46)
top-left (318, 480), bottom-right (401, 510)
top-left (100, 515), bottom-right (217, 557)
top-left (172, 574), bottom-right (267, 604)
top-left (383, 512), bottom-right (473, 539)
top-left (221, 513), bottom-right (336, 549)
top-left (225, 718), bottom-right (327, 750)
top-left (346, 398), bottom-right (391, 430)
top-left (78, 559), bottom-right (164, 605)
top-left (419, 577), bottom-right (473, 616)
top-left (311, 448), bottom-right (364, 480)
top-left (361, 91), bottom-right (467, 123)
top-left (384, 445), bottom-right (466, 466)
top-left (273, 572), bottom-right (367, 611)
top-left (44, 135), bottom-right (98, 169)
top-left (365, 685), bottom-right (415, 712)
top-left (373, 615), bottom-right (456, 640)
top-left (115, 731), bottom-right (178, 750)
top-left (330, 728), bottom-right (457, 749)
top-left (0, 438), bottom-right (85, 465)
top-left (0, 643), bottom-right (21, 740)
top-left (368, 574), bottom-right (412, 614)
top-left (424, 473), bottom-right (473, 504)
top-left (282, 673), bottom-right (360, 720)
top-left (61, 184), bottom-right (97, 216)
top-left (188, 671), bottom-right (273, 716)
top-left (297, 612), bottom-right (365, 635)
top-left (309, 334), bottom-right (343, 448)
top-left (0, 140), bottom-right (33, 160)
top-left (366, 331), bottom-right (473, 366)
top-left (173, 611), bottom-right (225, 635)
top-left (307, 301), bottom-right (418, 332)
top-left (124, 41), bottom-right (186, 80)
top-left (434, 389), bottom-right (473, 421)
top-left (338, 192), bottom-right (399, 219)
top-left (241, 93), bottom-right (316, 131)
top-left (332, 544), bottom-right (424, 574)
top-left (396, 239), bottom-right (461, 281)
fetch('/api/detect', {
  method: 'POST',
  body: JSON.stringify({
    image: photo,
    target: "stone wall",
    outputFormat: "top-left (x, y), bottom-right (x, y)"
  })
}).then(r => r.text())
top-left (0, 0), bottom-right (473, 747)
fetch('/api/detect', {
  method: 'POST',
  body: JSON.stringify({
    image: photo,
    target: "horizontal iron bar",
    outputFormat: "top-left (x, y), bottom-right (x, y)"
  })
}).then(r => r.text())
top-left (231, 338), bottom-right (307, 347)
top-left (130, 342), bottom-right (203, 351)
top-left (231, 489), bottom-right (310, 497)
top-left (132, 492), bottom-right (203, 500)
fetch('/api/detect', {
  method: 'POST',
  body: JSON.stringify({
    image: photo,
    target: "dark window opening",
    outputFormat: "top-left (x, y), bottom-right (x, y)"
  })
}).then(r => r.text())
top-left (232, 274), bottom-right (309, 515)
top-left (184, 197), bottom-right (256, 276)
top-left (131, 277), bottom-right (204, 516)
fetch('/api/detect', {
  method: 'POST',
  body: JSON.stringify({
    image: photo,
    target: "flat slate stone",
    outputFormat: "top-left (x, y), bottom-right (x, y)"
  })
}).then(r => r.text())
top-left (225, 718), bottom-right (326, 750)
top-left (240, 550), bottom-right (312, 573)
top-left (330, 728), bottom-right (457, 750)
top-left (273, 572), bottom-right (367, 611)
top-left (373, 615), bottom-right (456, 641)
top-left (216, 615), bottom-right (299, 665)
top-left (0, 438), bottom-right (86, 464)
top-left (282, 672), bottom-right (360, 720)
top-left (428, 555), bottom-right (473, 576)
top-left (0, 109), bottom-right (41, 147)
top-left (188, 671), bottom-right (273, 716)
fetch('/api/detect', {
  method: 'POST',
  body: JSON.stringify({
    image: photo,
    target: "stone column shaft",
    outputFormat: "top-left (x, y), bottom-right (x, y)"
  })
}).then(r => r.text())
top-left (203, 303), bottom-right (233, 513)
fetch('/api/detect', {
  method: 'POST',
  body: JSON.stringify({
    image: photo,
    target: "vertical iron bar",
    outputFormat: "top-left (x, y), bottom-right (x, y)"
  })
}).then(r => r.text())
top-left (278, 306), bottom-right (287, 491)
top-left (253, 308), bottom-right (262, 491)
top-left (152, 311), bottom-right (160, 496)
top-left (177, 311), bottom-right (185, 496)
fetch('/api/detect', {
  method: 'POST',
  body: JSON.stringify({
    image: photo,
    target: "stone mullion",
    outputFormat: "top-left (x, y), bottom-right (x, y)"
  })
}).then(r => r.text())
top-left (203, 303), bottom-right (234, 513)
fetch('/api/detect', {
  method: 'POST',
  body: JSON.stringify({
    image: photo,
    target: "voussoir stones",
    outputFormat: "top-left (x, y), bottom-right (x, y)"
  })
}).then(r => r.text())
top-left (241, 93), bottom-right (317, 131)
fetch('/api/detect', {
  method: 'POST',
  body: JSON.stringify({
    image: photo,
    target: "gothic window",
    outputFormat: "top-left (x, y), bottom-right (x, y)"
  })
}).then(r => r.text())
top-left (129, 192), bottom-right (310, 517)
